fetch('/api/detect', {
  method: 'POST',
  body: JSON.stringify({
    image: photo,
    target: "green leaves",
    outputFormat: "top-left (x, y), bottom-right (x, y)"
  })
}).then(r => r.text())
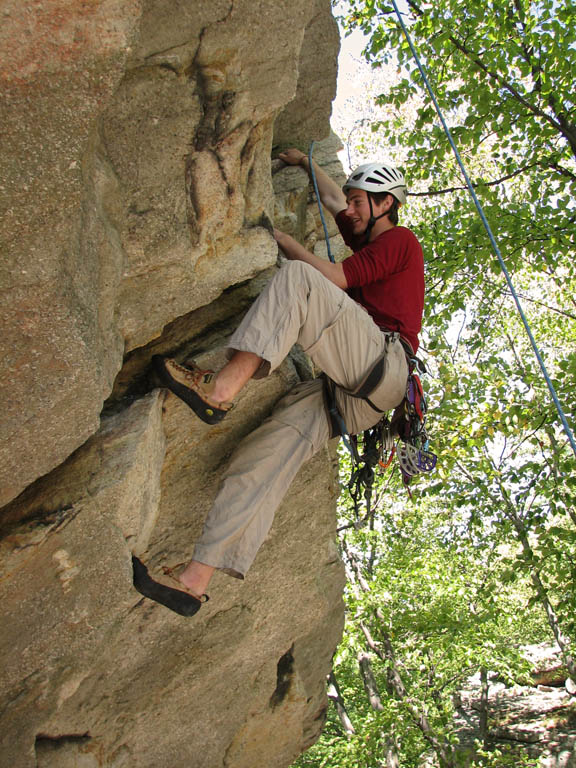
top-left (299, 1), bottom-right (576, 764)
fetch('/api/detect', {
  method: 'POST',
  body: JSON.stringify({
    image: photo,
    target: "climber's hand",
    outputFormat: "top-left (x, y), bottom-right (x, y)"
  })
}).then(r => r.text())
top-left (278, 148), bottom-right (307, 167)
top-left (273, 228), bottom-right (300, 260)
top-left (273, 228), bottom-right (347, 288)
top-left (273, 228), bottom-right (289, 247)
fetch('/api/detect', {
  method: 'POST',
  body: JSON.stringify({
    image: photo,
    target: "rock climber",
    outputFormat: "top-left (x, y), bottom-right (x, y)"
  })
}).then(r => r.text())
top-left (132, 148), bottom-right (425, 616)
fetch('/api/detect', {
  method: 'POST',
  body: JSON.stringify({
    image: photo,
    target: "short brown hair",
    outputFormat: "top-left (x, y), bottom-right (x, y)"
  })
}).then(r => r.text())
top-left (369, 191), bottom-right (400, 226)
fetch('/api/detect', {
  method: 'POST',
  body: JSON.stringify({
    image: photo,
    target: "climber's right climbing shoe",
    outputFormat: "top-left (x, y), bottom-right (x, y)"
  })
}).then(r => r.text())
top-left (132, 556), bottom-right (208, 617)
top-left (152, 355), bottom-right (233, 425)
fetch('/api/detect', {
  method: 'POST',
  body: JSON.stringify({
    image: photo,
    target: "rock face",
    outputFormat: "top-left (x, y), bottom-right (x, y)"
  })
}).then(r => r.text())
top-left (453, 646), bottom-right (576, 767)
top-left (0, 0), bottom-right (340, 506)
top-left (0, 2), bottom-right (346, 767)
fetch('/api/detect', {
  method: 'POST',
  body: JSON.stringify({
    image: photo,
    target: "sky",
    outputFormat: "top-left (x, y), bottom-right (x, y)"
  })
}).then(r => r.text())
top-left (330, 7), bottom-right (417, 174)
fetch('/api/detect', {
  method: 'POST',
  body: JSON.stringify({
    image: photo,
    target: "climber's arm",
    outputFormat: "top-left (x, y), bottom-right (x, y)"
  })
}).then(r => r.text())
top-left (279, 149), bottom-right (346, 217)
top-left (273, 229), bottom-right (347, 290)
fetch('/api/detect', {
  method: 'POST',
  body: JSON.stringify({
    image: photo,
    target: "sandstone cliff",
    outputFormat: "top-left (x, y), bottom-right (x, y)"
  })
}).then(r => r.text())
top-left (0, 2), bottom-right (347, 766)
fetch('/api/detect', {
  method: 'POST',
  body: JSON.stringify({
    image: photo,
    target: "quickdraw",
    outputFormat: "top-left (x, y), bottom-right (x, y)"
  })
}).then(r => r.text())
top-left (391, 356), bottom-right (437, 486)
top-left (346, 356), bottom-right (437, 517)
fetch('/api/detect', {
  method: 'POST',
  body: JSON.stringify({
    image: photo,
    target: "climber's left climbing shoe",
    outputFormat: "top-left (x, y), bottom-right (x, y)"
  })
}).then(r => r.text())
top-left (132, 556), bottom-right (208, 617)
top-left (152, 355), bottom-right (233, 425)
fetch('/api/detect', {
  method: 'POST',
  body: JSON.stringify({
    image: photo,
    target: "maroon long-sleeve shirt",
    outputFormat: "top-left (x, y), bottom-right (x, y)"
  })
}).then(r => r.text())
top-left (337, 211), bottom-right (425, 353)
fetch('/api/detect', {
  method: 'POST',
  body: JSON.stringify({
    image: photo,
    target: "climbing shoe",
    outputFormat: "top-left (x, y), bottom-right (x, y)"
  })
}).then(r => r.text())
top-left (152, 355), bottom-right (233, 425)
top-left (132, 556), bottom-right (208, 617)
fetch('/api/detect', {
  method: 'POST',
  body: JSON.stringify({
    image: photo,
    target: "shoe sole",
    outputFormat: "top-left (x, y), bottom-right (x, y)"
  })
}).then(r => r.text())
top-left (152, 355), bottom-right (228, 425)
top-left (132, 556), bottom-right (202, 617)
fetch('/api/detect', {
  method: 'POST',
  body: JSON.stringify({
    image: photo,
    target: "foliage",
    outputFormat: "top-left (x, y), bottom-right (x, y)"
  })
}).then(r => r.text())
top-left (294, 474), bottom-right (547, 767)
top-left (338, 0), bottom-right (576, 340)
top-left (296, 0), bottom-right (576, 766)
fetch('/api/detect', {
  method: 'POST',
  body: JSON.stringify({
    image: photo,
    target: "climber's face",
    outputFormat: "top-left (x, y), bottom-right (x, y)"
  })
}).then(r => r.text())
top-left (344, 188), bottom-right (388, 234)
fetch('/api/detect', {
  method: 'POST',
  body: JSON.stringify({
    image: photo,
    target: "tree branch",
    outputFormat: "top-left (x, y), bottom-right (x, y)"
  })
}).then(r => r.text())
top-left (393, 0), bottom-right (576, 156)
top-left (408, 161), bottom-right (543, 197)
top-left (358, 650), bottom-right (385, 711)
top-left (327, 670), bottom-right (356, 738)
top-left (478, 666), bottom-right (490, 746)
top-left (447, 39), bottom-right (573, 151)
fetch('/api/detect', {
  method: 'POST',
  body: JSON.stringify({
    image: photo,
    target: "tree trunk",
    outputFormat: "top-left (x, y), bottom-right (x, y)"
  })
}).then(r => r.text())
top-left (385, 733), bottom-right (400, 768)
top-left (357, 649), bottom-right (403, 766)
top-left (478, 666), bottom-right (489, 746)
top-left (509, 508), bottom-right (576, 683)
top-left (345, 547), bottom-right (457, 768)
top-left (327, 670), bottom-right (356, 739)
top-left (358, 617), bottom-right (457, 768)
top-left (358, 650), bottom-right (385, 711)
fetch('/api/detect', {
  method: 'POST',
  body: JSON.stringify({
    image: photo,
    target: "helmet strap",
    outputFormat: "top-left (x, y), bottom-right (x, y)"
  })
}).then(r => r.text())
top-left (364, 194), bottom-right (389, 242)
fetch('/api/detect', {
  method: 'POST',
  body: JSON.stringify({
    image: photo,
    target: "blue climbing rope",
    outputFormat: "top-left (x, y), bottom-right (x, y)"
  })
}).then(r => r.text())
top-left (389, 0), bottom-right (576, 458)
top-left (309, 141), bottom-right (335, 263)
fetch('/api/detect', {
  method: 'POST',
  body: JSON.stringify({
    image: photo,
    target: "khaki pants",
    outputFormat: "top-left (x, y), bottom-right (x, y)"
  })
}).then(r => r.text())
top-left (193, 261), bottom-right (408, 577)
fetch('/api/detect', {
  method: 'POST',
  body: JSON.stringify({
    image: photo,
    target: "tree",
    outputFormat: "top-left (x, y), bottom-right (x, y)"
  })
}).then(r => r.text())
top-left (338, 0), bottom-right (576, 340)
top-left (295, 479), bottom-right (546, 767)
top-left (336, 0), bottom-right (576, 681)
top-left (295, 0), bottom-right (575, 765)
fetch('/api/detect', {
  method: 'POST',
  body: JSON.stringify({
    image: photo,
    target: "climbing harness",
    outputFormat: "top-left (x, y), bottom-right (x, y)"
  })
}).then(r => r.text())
top-left (325, 348), bottom-right (437, 518)
top-left (389, 0), bottom-right (576, 459)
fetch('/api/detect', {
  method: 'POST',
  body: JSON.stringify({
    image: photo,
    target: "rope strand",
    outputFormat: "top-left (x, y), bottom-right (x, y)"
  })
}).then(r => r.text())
top-left (309, 141), bottom-right (335, 263)
top-left (389, 0), bottom-right (576, 457)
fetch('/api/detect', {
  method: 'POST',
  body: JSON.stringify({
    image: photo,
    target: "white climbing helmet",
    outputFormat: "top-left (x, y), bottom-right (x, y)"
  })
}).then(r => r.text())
top-left (343, 163), bottom-right (407, 205)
